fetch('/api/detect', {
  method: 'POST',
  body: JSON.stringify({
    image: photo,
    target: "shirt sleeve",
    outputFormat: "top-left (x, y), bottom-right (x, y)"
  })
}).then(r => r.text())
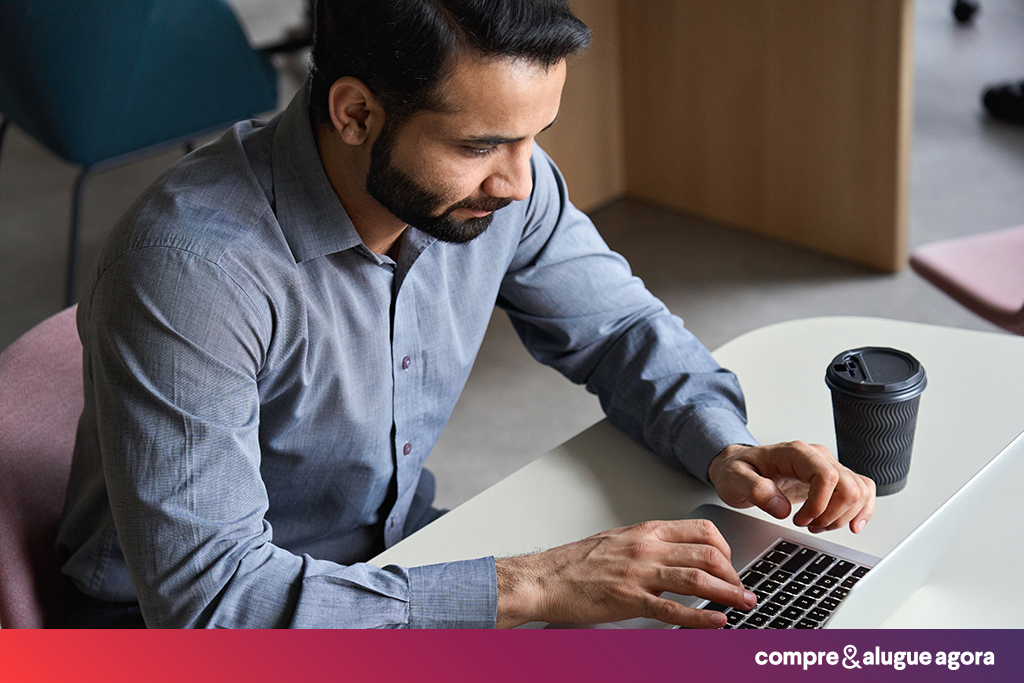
top-left (82, 246), bottom-right (496, 628)
top-left (497, 147), bottom-right (758, 483)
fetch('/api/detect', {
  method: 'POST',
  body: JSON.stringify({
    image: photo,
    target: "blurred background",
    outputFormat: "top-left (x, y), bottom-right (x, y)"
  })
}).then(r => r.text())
top-left (1, 0), bottom-right (1022, 508)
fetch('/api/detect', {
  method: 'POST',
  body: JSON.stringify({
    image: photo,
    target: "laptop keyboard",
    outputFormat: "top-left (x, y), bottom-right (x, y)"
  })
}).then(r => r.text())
top-left (703, 540), bottom-right (871, 629)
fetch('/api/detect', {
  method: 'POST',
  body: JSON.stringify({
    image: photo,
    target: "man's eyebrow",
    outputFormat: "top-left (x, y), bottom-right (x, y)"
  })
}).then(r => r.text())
top-left (456, 115), bottom-right (559, 146)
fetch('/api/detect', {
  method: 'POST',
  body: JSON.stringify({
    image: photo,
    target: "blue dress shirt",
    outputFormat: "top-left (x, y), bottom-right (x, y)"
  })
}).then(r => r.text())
top-left (55, 84), bottom-right (756, 628)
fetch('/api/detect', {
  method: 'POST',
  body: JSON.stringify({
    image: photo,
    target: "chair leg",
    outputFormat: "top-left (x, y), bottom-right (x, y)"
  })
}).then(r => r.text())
top-left (2, 119), bottom-right (87, 307)
top-left (0, 117), bottom-right (9, 173)
top-left (65, 167), bottom-right (90, 307)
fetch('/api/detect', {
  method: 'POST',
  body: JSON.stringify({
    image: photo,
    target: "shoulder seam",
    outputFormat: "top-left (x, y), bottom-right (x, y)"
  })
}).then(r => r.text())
top-left (89, 244), bottom-right (270, 336)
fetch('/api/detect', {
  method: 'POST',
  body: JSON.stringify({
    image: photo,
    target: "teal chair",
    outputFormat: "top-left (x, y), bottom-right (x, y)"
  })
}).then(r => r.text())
top-left (0, 0), bottom-right (280, 305)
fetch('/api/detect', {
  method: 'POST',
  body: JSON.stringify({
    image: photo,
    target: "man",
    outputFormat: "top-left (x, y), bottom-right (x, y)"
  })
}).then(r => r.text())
top-left (56, 0), bottom-right (874, 629)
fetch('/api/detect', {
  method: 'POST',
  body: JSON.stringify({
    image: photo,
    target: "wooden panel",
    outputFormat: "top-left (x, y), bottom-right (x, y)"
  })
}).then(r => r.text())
top-left (536, 0), bottom-right (625, 213)
top-left (619, 0), bottom-right (914, 272)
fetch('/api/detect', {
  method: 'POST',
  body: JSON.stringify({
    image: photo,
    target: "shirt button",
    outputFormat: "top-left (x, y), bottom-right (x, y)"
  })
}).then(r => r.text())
top-left (401, 355), bottom-right (411, 370)
top-left (403, 442), bottom-right (412, 456)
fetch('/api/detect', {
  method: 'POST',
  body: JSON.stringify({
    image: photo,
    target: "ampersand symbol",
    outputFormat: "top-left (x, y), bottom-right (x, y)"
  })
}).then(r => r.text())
top-left (843, 645), bottom-right (862, 669)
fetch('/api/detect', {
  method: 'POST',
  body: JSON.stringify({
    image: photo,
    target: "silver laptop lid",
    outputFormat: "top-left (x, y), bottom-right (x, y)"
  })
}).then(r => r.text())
top-left (826, 429), bottom-right (1024, 628)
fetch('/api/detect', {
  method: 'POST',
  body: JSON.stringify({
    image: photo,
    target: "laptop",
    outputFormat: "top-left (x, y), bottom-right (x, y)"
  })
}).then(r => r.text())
top-left (693, 428), bottom-right (1024, 629)
top-left (552, 428), bottom-right (1023, 630)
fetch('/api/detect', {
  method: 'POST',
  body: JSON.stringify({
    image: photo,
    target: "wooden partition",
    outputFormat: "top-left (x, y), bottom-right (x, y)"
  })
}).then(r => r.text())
top-left (540, 0), bottom-right (914, 273)
top-left (535, 0), bottom-right (625, 213)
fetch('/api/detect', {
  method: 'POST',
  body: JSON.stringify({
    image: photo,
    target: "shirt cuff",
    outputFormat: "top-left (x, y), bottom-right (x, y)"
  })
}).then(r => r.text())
top-left (674, 407), bottom-right (759, 485)
top-left (407, 557), bottom-right (498, 628)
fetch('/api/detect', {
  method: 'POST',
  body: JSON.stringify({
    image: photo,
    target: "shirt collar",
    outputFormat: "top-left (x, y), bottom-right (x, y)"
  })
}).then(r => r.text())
top-left (272, 80), bottom-right (364, 263)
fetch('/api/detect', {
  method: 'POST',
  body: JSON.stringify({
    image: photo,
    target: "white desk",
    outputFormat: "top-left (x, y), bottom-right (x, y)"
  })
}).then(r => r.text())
top-left (372, 317), bottom-right (1024, 628)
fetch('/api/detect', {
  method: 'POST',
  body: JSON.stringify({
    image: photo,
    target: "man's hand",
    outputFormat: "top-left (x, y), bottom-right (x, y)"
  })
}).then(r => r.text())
top-left (494, 519), bottom-right (755, 628)
top-left (708, 441), bottom-right (876, 534)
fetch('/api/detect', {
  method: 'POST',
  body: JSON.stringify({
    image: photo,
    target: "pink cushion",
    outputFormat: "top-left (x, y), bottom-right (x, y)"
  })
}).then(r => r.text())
top-left (0, 306), bottom-right (82, 628)
top-left (910, 225), bottom-right (1024, 335)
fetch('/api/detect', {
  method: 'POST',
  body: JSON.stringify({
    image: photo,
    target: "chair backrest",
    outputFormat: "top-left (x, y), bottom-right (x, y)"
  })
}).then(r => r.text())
top-left (0, 306), bottom-right (81, 628)
top-left (0, 0), bottom-right (277, 166)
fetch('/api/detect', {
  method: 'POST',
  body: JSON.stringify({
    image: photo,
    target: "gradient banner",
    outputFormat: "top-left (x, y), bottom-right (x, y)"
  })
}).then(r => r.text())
top-left (0, 629), bottom-right (1020, 682)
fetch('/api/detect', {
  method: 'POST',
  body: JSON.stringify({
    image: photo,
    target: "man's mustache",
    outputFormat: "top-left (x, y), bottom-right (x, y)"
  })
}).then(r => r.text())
top-left (446, 196), bottom-right (513, 214)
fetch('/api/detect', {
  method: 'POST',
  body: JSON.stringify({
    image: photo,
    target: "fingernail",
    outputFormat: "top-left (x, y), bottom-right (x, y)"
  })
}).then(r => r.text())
top-left (744, 590), bottom-right (756, 606)
top-left (711, 611), bottom-right (727, 627)
top-left (766, 496), bottom-right (788, 518)
top-left (809, 526), bottom-right (824, 534)
top-left (854, 519), bottom-right (867, 534)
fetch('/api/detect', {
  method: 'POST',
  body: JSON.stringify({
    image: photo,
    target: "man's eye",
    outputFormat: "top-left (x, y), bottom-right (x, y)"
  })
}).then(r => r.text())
top-left (463, 145), bottom-right (496, 157)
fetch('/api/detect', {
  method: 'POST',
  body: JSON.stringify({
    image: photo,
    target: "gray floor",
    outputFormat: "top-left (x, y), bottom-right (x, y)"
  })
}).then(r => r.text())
top-left (1, 1), bottom-right (1022, 509)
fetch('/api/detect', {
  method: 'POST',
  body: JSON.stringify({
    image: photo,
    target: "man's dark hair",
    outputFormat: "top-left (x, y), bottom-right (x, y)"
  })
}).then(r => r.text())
top-left (310, 0), bottom-right (592, 126)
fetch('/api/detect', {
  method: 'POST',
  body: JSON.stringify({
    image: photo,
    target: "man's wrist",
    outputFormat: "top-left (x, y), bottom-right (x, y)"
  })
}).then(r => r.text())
top-left (495, 555), bottom-right (542, 628)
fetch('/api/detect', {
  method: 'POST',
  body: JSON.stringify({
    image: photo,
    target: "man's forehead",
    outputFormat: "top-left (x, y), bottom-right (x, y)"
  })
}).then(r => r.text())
top-left (413, 55), bottom-right (566, 135)
top-left (439, 54), bottom-right (562, 99)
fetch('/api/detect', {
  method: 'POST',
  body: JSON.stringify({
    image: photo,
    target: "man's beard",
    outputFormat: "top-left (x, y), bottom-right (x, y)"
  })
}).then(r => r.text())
top-left (365, 121), bottom-right (512, 244)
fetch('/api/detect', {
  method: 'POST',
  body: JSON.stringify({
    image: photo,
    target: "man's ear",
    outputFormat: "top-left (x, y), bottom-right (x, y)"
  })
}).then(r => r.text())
top-left (327, 77), bottom-right (384, 146)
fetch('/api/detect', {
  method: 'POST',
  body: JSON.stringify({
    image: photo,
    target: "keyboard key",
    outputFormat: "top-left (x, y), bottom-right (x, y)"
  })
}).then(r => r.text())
top-left (764, 550), bottom-right (791, 564)
top-left (770, 592), bottom-right (794, 606)
top-left (795, 571), bottom-right (816, 584)
top-left (781, 548), bottom-right (817, 573)
top-left (819, 597), bottom-right (840, 612)
top-left (752, 560), bottom-right (776, 574)
top-left (782, 581), bottom-right (806, 594)
top-left (703, 602), bottom-right (729, 612)
top-left (827, 560), bottom-right (856, 578)
top-left (768, 617), bottom-right (793, 629)
top-left (795, 618), bottom-right (819, 629)
top-left (831, 587), bottom-right (850, 600)
top-left (769, 570), bottom-right (793, 583)
top-left (794, 596), bottom-right (816, 610)
top-left (759, 580), bottom-right (781, 593)
top-left (741, 571), bottom-right (766, 588)
top-left (801, 612), bottom-right (822, 625)
top-left (760, 602), bottom-right (781, 616)
top-left (815, 575), bottom-right (838, 589)
top-left (852, 566), bottom-right (870, 578)
top-left (754, 590), bottom-right (770, 603)
top-left (726, 611), bottom-right (745, 625)
top-left (805, 585), bottom-right (828, 599)
top-left (746, 613), bottom-right (769, 627)
top-left (774, 541), bottom-right (799, 554)
top-left (808, 608), bottom-right (831, 622)
top-left (806, 554), bottom-right (836, 575)
top-left (782, 606), bottom-right (805, 620)
top-left (841, 576), bottom-right (860, 589)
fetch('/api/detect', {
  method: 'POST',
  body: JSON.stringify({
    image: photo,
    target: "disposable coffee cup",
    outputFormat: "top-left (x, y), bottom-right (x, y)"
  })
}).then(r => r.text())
top-left (825, 347), bottom-right (927, 495)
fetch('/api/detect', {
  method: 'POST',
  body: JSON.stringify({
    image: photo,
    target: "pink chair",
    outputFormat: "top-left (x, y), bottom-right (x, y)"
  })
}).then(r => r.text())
top-left (0, 306), bottom-right (81, 628)
top-left (910, 225), bottom-right (1024, 336)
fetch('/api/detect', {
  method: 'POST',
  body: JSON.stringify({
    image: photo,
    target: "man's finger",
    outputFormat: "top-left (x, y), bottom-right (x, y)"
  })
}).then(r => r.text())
top-left (638, 519), bottom-right (734, 565)
top-left (805, 469), bottom-right (872, 530)
top-left (639, 595), bottom-right (730, 629)
top-left (772, 443), bottom-right (841, 527)
top-left (659, 541), bottom-right (743, 588)
top-left (849, 478), bottom-right (876, 532)
top-left (646, 568), bottom-right (755, 618)
top-left (719, 459), bottom-right (793, 519)
top-left (825, 475), bottom-right (876, 533)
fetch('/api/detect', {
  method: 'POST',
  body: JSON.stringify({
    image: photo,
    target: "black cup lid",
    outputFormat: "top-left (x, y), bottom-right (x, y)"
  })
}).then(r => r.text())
top-left (825, 347), bottom-right (926, 398)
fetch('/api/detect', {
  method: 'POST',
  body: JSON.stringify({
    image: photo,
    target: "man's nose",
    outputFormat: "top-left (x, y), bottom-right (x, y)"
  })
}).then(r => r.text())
top-left (483, 145), bottom-right (533, 201)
